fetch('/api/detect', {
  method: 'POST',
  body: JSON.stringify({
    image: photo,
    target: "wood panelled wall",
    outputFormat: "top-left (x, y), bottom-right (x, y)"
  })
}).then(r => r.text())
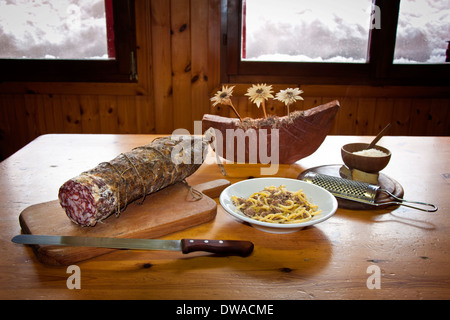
top-left (212, 85), bottom-right (450, 136)
top-left (0, 0), bottom-right (449, 161)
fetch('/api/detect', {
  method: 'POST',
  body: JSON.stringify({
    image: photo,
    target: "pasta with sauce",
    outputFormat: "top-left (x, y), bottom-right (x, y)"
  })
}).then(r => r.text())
top-left (231, 185), bottom-right (321, 224)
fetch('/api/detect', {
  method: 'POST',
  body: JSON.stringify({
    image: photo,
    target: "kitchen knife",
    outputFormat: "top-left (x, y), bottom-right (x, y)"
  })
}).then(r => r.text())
top-left (12, 234), bottom-right (254, 257)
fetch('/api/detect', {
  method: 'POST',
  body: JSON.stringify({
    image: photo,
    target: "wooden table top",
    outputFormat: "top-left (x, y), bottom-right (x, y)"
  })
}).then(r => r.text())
top-left (1, 134), bottom-right (449, 300)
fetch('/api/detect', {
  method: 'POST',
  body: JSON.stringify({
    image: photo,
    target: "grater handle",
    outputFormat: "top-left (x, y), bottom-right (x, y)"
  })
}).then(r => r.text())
top-left (380, 189), bottom-right (438, 212)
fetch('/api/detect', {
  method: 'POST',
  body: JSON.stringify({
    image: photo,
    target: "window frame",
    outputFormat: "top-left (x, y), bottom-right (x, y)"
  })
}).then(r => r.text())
top-left (221, 0), bottom-right (450, 86)
top-left (0, 0), bottom-right (137, 83)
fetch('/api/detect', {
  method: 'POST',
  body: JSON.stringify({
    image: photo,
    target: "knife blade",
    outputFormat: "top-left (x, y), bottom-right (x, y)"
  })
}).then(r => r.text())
top-left (11, 234), bottom-right (254, 257)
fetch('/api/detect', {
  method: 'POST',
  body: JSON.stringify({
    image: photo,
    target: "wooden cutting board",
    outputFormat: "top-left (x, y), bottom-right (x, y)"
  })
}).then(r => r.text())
top-left (17, 179), bottom-right (230, 266)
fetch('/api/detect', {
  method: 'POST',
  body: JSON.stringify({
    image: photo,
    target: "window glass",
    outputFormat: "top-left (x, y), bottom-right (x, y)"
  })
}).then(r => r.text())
top-left (394, 0), bottom-right (450, 64)
top-left (242, 0), bottom-right (373, 63)
top-left (0, 0), bottom-right (109, 59)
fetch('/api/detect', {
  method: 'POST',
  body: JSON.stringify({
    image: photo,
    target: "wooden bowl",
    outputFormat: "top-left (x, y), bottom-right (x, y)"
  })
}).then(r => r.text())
top-left (202, 100), bottom-right (340, 164)
top-left (341, 143), bottom-right (391, 173)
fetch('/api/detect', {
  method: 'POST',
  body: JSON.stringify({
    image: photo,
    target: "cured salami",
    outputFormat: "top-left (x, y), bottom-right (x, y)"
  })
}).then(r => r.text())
top-left (58, 136), bottom-right (208, 227)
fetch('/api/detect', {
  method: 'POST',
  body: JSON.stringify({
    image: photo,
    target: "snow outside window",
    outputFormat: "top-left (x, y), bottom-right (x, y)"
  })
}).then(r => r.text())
top-left (242, 0), bottom-right (449, 64)
top-left (242, 0), bottom-right (373, 63)
top-left (393, 0), bottom-right (450, 64)
top-left (0, 0), bottom-right (110, 60)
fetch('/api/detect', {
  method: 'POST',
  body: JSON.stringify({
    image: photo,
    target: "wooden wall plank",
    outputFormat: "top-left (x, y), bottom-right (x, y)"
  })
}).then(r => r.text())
top-left (391, 98), bottom-right (412, 135)
top-left (5, 94), bottom-right (30, 149)
top-left (0, 95), bottom-right (10, 136)
top-left (151, 0), bottom-right (173, 133)
top-left (248, 101), bottom-right (265, 119)
top-left (135, 96), bottom-right (155, 134)
top-left (134, 0), bottom-right (155, 136)
top-left (24, 94), bottom-right (44, 140)
top-left (171, 0), bottom-right (192, 132)
top-left (324, 97), bottom-right (340, 135)
top-left (337, 98), bottom-right (359, 135)
top-left (303, 97), bottom-right (323, 111)
top-left (355, 98), bottom-right (376, 135)
top-left (39, 94), bottom-right (58, 134)
top-left (98, 95), bottom-right (119, 134)
top-left (59, 95), bottom-right (82, 133)
top-left (207, 0), bottom-right (221, 94)
top-left (79, 95), bottom-right (101, 134)
top-left (117, 96), bottom-right (137, 134)
top-left (373, 98), bottom-right (394, 133)
top-left (134, 0), bottom-right (153, 95)
top-left (446, 101), bottom-right (450, 136)
top-left (409, 99), bottom-right (430, 136)
top-left (0, 95), bottom-right (14, 159)
top-left (49, 95), bottom-right (65, 133)
top-left (427, 98), bottom-right (450, 136)
top-left (236, 96), bottom-right (248, 119)
top-left (191, 0), bottom-right (210, 125)
top-left (292, 95), bottom-right (305, 112)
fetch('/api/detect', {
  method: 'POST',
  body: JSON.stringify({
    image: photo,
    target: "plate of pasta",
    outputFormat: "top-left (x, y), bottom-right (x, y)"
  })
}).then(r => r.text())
top-left (219, 178), bottom-right (338, 233)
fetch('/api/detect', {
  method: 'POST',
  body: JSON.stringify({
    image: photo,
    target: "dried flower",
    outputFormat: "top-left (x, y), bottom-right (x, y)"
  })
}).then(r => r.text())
top-left (210, 85), bottom-right (242, 121)
top-left (275, 88), bottom-right (304, 106)
top-left (275, 88), bottom-right (304, 116)
top-left (245, 83), bottom-right (274, 118)
top-left (211, 85), bottom-right (234, 107)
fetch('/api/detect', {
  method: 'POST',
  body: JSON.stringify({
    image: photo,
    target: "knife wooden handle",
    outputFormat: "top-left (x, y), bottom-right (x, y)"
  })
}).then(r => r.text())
top-left (181, 239), bottom-right (254, 257)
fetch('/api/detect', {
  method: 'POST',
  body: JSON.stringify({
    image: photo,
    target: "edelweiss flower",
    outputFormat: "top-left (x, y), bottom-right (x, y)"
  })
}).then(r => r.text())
top-left (210, 85), bottom-right (235, 107)
top-left (245, 84), bottom-right (274, 108)
top-left (245, 84), bottom-right (274, 118)
top-left (210, 85), bottom-right (242, 121)
top-left (275, 88), bottom-right (304, 106)
top-left (275, 88), bottom-right (304, 117)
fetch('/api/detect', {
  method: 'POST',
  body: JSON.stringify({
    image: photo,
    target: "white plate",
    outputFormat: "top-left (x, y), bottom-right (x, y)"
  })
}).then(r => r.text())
top-left (219, 178), bottom-right (338, 234)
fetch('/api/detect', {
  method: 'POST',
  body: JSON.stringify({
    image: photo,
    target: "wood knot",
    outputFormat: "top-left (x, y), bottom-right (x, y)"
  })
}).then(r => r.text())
top-left (179, 24), bottom-right (187, 32)
top-left (191, 75), bottom-right (199, 83)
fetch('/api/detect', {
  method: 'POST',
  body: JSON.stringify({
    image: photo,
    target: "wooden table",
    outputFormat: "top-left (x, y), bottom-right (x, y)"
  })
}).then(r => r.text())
top-left (1, 134), bottom-right (449, 300)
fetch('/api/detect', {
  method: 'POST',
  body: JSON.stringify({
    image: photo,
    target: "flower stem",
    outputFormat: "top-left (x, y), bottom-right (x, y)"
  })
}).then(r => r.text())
top-left (262, 101), bottom-right (268, 119)
top-left (229, 102), bottom-right (242, 121)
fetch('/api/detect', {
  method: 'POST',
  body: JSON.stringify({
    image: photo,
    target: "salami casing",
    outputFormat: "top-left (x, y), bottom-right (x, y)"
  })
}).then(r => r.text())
top-left (58, 135), bottom-right (208, 227)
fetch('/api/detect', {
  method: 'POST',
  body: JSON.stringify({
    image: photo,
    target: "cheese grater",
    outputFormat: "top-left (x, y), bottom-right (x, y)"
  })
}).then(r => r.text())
top-left (302, 172), bottom-right (437, 212)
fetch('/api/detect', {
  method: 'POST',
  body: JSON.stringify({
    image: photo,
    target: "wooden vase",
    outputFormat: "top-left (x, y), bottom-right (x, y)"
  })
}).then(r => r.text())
top-left (202, 100), bottom-right (340, 164)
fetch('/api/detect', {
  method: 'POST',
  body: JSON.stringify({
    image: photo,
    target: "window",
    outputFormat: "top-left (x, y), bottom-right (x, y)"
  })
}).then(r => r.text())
top-left (221, 0), bottom-right (449, 86)
top-left (393, 0), bottom-right (450, 64)
top-left (0, 0), bottom-right (109, 60)
top-left (0, 0), bottom-right (136, 82)
top-left (242, 0), bottom-right (372, 63)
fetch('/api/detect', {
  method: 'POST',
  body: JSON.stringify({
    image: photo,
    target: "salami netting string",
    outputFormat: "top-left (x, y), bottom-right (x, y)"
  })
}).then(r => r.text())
top-left (204, 127), bottom-right (227, 176)
top-left (122, 153), bottom-right (147, 205)
top-left (181, 180), bottom-right (203, 201)
top-left (97, 160), bottom-right (126, 217)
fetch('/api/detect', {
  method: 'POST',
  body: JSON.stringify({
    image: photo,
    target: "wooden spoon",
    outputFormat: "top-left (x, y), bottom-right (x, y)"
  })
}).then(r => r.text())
top-left (367, 123), bottom-right (391, 149)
